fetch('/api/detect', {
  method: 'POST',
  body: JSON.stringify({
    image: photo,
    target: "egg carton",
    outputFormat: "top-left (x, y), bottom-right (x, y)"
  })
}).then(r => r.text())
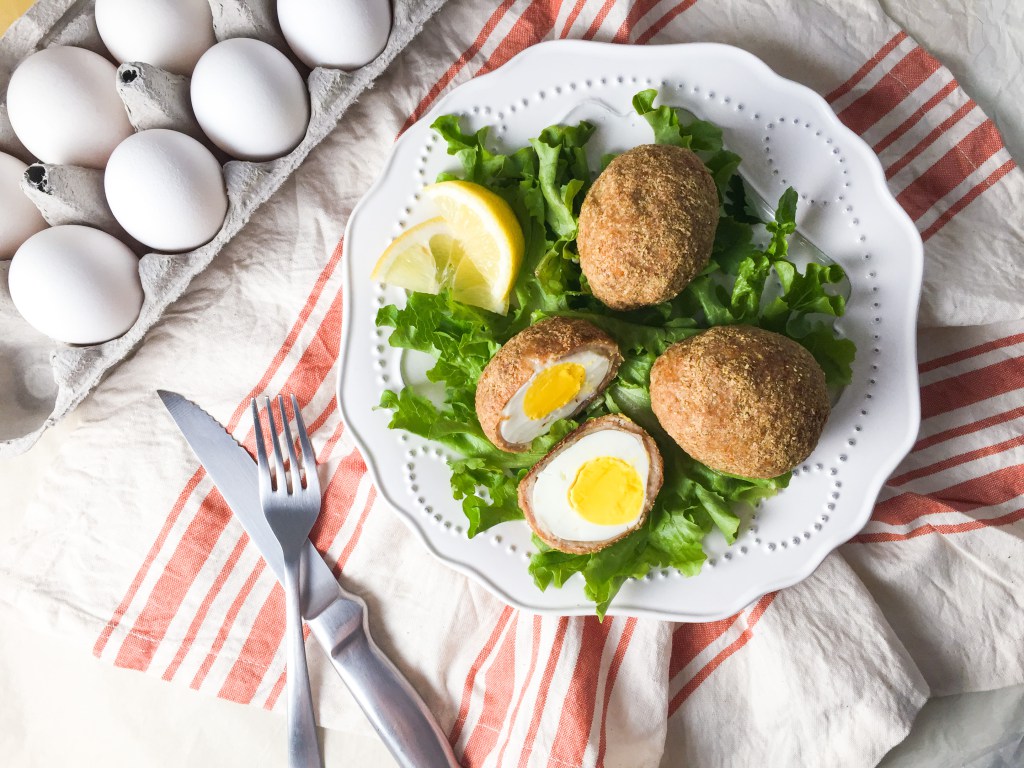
top-left (0, 0), bottom-right (447, 457)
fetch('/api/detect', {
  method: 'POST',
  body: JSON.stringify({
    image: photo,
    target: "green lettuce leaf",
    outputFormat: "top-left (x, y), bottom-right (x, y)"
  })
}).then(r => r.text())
top-left (631, 89), bottom-right (724, 152)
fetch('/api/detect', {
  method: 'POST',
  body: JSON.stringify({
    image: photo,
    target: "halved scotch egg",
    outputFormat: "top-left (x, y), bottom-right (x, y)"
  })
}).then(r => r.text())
top-left (518, 414), bottom-right (663, 554)
top-left (475, 317), bottom-right (623, 452)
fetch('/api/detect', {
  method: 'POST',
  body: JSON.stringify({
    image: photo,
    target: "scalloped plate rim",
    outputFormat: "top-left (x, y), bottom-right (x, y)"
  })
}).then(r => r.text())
top-left (337, 40), bottom-right (924, 621)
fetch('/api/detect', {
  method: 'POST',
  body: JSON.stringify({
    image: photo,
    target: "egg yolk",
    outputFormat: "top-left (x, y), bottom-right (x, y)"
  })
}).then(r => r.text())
top-left (523, 362), bottom-right (587, 420)
top-left (568, 457), bottom-right (644, 525)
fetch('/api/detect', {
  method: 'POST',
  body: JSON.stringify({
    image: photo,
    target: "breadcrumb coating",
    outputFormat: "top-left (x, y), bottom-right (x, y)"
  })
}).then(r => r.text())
top-left (577, 144), bottom-right (719, 310)
top-left (650, 325), bottom-right (830, 478)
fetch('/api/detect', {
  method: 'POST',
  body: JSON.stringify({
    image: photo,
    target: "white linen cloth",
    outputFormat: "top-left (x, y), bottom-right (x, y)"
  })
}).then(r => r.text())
top-left (2, 0), bottom-right (1023, 765)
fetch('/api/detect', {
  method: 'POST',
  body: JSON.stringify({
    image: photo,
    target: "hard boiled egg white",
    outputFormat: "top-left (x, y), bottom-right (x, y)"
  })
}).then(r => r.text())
top-left (8, 225), bottom-right (143, 345)
top-left (105, 129), bottom-right (228, 252)
top-left (277, 0), bottom-right (391, 70)
top-left (0, 152), bottom-right (48, 259)
top-left (95, 0), bottom-right (216, 76)
top-left (6, 46), bottom-right (135, 168)
top-left (191, 38), bottom-right (310, 161)
top-left (500, 350), bottom-right (613, 446)
top-left (520, 415), bottom-right (663, 554)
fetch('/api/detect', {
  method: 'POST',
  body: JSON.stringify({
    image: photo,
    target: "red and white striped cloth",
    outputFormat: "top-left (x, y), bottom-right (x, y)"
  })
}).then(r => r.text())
top-left (2, 0), bottom-right (1022, 765)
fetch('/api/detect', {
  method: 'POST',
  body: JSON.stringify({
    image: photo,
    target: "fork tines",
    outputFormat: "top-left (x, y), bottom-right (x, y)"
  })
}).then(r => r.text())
top-left (251, 394), bottom-right (319, 496)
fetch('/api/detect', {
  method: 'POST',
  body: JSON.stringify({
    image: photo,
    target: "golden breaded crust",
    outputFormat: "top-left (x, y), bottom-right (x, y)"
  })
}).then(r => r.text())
top-left (650, 325), bottom-right (830, 478)
top-left (475, 316), bottom-right (622, 452)
top-left (518, 413), bottom-right (664, 554)
top-left (577, 144), bottom-right (719, 310)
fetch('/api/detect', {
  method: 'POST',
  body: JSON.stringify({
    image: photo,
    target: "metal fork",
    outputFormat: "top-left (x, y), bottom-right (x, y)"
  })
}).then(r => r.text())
top-left (253, 395), bottom-right (323, 768)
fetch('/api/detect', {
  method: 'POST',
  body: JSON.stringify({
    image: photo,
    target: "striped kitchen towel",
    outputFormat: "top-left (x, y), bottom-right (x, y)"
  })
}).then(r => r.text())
top-left (1, 0), bottom-right (1021, 766)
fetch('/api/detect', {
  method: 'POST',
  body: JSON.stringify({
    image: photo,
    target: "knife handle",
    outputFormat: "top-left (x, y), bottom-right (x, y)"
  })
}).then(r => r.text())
top-left (309, 599), bottom-right (459, 768)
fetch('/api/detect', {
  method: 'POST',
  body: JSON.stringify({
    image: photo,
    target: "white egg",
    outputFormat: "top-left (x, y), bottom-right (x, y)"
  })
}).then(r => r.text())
top-left (8, 225), bottom-right (143, 345)
top-left (6, 46), bottom-right (135, 168)
top-left (500, 350), bottom-right (613, 446)
top-left (0, 152), bottom-right (48, 259)
top-left (277, 0), bottom-right (391, 70)
top-left (95, 0), bottom-right (216, 76)
top-left (529, 428), bottom-right (652, 544)
top-left (190, 38), bottom-right (310, 161)
top-left (104, 129), bottom-right (228, 252)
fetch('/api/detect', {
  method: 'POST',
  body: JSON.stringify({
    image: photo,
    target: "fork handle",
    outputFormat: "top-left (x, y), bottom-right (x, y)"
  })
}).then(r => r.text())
top-left (284, 555), bottom-right (322, 768)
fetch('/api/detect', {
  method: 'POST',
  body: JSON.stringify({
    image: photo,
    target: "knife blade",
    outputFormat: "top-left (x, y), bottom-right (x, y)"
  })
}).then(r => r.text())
top-left (157, 390), bottom-right (457, 768)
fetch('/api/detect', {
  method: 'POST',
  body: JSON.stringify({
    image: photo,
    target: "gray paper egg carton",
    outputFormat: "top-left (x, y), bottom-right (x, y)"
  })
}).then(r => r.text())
top-left (0, 0), bottom-right (446, 457)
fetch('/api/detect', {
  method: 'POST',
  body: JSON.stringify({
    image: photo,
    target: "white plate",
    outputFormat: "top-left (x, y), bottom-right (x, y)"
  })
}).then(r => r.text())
top-left (338, 41), bottom-right (923, 621)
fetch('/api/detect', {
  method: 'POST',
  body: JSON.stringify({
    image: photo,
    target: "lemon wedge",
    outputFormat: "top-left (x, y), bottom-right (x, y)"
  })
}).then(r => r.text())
top-left (426, 180), bottom-right (524, 314)
top-left (371, 217), bottom-right (455, 294)
top-left (371, 181), bottom-right (525, 314)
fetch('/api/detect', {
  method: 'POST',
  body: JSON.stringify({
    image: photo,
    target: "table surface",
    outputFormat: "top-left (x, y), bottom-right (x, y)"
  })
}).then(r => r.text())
top-left (2, 1), bottom-right (1022, 766)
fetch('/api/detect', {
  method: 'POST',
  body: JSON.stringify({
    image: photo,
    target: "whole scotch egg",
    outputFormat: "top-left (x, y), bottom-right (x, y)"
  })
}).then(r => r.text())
top-left (475, 317), bottom-right (622, 452)
top-left (650, 325), bottom-right (830, 478)
top-left (577, 144), bottom-right (719, 310)
top-left (518, 414), bottom-right (663, 554)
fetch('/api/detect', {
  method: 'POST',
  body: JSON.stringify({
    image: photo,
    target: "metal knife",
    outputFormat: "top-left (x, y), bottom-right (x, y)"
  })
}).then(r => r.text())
top-left (158, 390), bottom-right (458, 768)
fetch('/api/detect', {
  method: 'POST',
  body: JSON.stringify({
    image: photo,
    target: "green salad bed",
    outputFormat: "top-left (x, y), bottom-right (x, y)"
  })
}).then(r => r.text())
top-left (377, 90), bottom-right (855, 616)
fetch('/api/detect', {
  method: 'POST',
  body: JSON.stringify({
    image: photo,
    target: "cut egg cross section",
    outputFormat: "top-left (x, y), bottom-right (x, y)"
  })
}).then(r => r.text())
top-left (476, 317), bottom-right (623, 453)
top-left (500, 351), bottom-right (611, 446)
top-left (520, 414), bottom-right (663, 554)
